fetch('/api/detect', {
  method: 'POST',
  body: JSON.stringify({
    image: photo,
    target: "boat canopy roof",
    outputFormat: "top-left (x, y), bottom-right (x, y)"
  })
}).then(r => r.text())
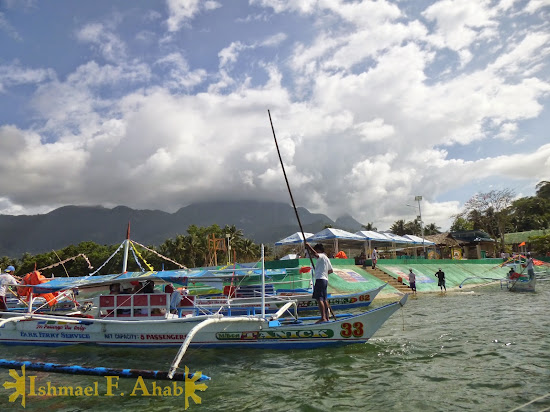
top-left (30, 268), bottom-right (288, 294)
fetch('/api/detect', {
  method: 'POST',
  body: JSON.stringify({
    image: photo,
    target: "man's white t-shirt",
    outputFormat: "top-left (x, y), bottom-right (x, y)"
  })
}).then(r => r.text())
top-left (0, 273), bottom-right (18, 297)
top-left (314, 253), bottom-right (333, 281)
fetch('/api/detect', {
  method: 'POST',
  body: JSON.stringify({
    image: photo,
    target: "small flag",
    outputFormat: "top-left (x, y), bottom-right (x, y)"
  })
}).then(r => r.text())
top-left (518, 241), bottom-right (526, 247)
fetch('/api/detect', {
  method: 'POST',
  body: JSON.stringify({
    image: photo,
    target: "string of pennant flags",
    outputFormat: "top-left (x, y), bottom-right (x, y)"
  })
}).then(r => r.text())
top-left (39, 253), bottom-right (93, 272)
top-left (130, 241), bottom-right (154, 272)
top-left (130, 240), bottom-right (187, 269)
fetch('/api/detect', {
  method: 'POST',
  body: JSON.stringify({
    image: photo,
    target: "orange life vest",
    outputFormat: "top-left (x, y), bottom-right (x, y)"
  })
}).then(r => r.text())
top-left (17, 271), bottom-right (58, 306)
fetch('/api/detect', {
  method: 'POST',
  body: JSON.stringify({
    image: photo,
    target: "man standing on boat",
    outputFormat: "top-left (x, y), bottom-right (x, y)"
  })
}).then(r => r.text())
top-left (305, 243), bottom-right (333, 323)
top-left (0, 266), bottom-right (20, 311)
top-left (435, 268), bottom-right (446, 293)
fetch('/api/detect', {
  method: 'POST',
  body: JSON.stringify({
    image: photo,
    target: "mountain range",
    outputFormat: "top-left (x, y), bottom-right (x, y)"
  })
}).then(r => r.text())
top-left (0, 201), bottom-right (364, 257)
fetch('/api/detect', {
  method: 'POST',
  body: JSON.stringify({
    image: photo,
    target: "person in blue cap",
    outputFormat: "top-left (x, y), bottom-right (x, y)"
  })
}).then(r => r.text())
top-left (0, 266), bottom-right (19, 311)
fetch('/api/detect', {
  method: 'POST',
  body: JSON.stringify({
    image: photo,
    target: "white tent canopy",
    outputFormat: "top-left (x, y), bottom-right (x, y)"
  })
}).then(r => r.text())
top-left (382, 233), bottom-right (415, 244)
top-left (309, 228), bottom-right (365, 241)
top-left (276, 229), bottom-right (437, 259)
top-left (355, 230), bottom-right (389, 241)
top-left (403, 234), bottom-right (435, 245)
top-left (309, 228), bottom-right (365, 253)
top-left (275, 232), bottom-right (314, 246)
top-left (356, 230), bottom-right (393, 257)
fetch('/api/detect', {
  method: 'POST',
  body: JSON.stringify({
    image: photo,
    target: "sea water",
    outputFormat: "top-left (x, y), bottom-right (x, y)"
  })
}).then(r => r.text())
top-left (0, 281), bottom-right (549, 411)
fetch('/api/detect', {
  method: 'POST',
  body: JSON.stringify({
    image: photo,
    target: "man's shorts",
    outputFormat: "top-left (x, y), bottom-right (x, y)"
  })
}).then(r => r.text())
top-left (410, 281), bottom-right (416, 290)
top-left (312, 279), bottom-right (328, 301)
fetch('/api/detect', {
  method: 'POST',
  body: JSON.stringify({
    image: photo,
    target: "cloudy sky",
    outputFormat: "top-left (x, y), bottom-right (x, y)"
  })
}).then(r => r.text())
top-left (1, 0), bottom-right (549, 231)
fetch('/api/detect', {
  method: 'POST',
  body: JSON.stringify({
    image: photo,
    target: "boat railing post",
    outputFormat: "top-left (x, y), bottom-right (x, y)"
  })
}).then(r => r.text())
top-left (261, 244), bottom-right (266, 318)
top-left (27, 293), bottom-right (33, 314)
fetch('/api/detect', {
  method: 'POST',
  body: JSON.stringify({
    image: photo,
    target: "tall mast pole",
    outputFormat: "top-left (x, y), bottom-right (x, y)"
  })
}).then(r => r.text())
top-left (122, 222), bottom-right (130, 273)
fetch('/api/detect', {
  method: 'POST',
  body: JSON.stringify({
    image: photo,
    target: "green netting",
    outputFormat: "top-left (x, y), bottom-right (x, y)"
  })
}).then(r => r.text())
top-left (236, 268), bottom-right (312, 291)
top-left (260, 258), bottom-right (520, 294)
top-left (379, 258), bottom-right (504, 265)
top-left (378, 263), bottom-right (510, 291)
top-left (265, 259), bottom-right (399, 294)
top-left (265, 258), bottom-right (356, 269)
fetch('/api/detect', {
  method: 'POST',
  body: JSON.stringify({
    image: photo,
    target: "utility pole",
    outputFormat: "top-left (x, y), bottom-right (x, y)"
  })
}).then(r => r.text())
top-left (415, 195), bottom-right (425, 256)
top-left (226, 234), bottom-right (231, 265)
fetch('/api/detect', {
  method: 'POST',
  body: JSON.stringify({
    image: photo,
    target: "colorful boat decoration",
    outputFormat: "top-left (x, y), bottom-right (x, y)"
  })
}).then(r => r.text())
top-left (184, 284), bottom-right (387, 316)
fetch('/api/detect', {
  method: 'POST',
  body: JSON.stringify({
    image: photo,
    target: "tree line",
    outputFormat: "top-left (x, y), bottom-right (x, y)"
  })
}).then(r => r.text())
top-left (378, 181), bottom-right (550, 254)
top-left (0, 224), bottom-right (269, 278)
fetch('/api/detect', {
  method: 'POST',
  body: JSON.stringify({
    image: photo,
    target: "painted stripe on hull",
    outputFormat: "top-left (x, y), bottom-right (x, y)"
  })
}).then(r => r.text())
top-left (0, 338), bottom-right (369, 349)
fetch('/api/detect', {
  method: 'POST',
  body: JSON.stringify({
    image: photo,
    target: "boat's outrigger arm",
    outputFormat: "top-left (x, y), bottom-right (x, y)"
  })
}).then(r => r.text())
top-left (0, 314), bottom-right (83, 328)
top-left (168, 300), bottom-right (298, 379)
top-left (458, 277), bottom-right (504, 288)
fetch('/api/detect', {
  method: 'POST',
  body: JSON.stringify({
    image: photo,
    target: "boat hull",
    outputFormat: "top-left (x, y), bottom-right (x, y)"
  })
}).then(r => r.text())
top-left (0, 295), bottom-right (407, 349)
top-left (506, 276), bottom-right (536, 292)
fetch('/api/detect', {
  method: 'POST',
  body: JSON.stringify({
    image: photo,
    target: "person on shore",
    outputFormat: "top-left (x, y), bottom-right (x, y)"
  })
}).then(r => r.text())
top-left (408, 268), bottom-right (417, 296)
top-left (305, 242), bottom-right (333, 323)
top-left (0, 266), bottom-right (20, 311)
top-left (371, 247), bottom-right (378, 269)
top-left (435, 268), bottom-right (446, 293)
top-left (526, 253), bottom-right (535, 279)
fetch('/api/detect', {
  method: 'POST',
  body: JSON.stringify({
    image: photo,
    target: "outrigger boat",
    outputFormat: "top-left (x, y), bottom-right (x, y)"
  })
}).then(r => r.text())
top-left (459, 255), bottom-right (549, 292)
top-left (501, 260), bottom-right (536, 292)
top-left (0, 247), bottom-right (407, 379)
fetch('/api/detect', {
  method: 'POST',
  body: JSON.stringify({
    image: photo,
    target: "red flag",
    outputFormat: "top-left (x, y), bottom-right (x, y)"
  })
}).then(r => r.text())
top-left (518, 241), bottom-right (526, 247)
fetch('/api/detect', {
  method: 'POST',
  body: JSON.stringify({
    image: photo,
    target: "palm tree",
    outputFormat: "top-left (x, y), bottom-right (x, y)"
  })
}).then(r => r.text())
top-left (361, 222), bottom-right (377, 231)
top-left (158, 235), bottom-right (188, 267)
top-left (235, 239), bottom-right (260, 262)
top-left (423, 223), bottom-right (441, 235)
top-left (390, 220), bottom-right (406, 235)
top-left (223, 225), bottom-right (244, 242)
top-left (404, 220), bottom-right (421, 235)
